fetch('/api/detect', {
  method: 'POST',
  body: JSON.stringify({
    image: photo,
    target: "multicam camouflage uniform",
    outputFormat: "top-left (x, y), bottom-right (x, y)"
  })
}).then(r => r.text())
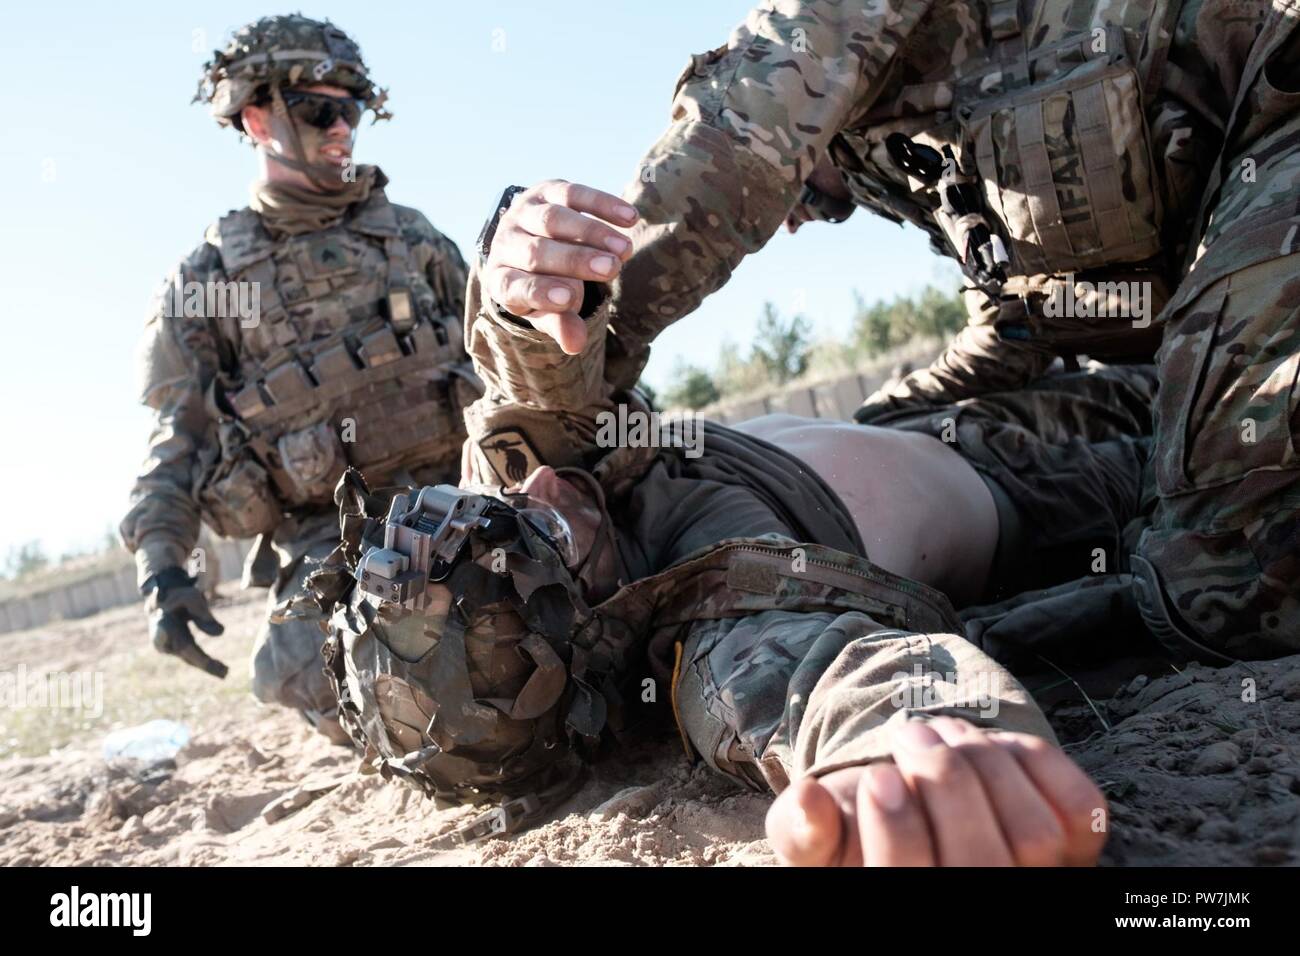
top-left (598, 0), bottom-right (1270, 396)
top-left (505, 0), bottom-right (1299, 658)
top-left (119, 15), bottom-right (477, 722)
top-left (458, 272), bottom-right (1058, 796)
top-left (1132, 5), bottom-right (1300, 660)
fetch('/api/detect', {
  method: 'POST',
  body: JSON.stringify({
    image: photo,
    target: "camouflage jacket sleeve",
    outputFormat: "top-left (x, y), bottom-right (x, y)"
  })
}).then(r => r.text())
top-left (653, 536), bottom-right (1056, 793)
top-left (603, 0), bottom-right (934, 390)
top-left (462, 264), bottom-right (619, 485)
top-left (118, 243), bottom-right (228, 586)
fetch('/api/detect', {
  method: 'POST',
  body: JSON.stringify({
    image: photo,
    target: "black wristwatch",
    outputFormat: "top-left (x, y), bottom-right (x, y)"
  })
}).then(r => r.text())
top-left (476, 185), bottom-right (527, 263)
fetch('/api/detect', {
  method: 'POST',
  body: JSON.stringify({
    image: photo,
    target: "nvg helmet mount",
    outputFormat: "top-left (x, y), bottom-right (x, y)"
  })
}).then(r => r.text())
top-left (277, 469), bottom-right (615, 840)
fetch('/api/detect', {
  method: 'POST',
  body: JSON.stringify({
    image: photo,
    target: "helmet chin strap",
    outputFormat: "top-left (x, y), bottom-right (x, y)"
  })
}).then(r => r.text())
top-left (267, 85), bottom-right (347, 192)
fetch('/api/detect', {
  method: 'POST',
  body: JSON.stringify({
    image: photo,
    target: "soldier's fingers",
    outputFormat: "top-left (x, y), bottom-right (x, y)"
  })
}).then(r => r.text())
top-left (177, 596), bottom-right (224, 635)
top-left (806, 767), bottom-right (865, 866)
top-left (518, 310), bottom-right (589, 355)
top-left (489, 266), bottom-right (585, 321)
top-left (513, 202), bottom-right (633, 259)
top-left (495, 230), bottom-right (623, 283)
top-left (535, 180), bottom-right (638, 228)
top-left (766, 777), bottom-right (847, 867)
top-left (855, 762), bottom-right (936, 866)
top-left (992, 732), bottom-right (1108, 866)
top-left (192, 614), bottom-right (224, 637)
top-left (929, 717), bottom-right (1067, 866)
top-left (151, 615), bottom-right (228, 679)
top-left (889, 718), bottom-right (1015, 866)
top-left (174, 637), bottom-right (230, 679)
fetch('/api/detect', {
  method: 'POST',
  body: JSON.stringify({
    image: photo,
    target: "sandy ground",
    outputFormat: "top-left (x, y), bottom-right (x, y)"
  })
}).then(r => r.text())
top-left (1, 587), bottom-right (1297, 866)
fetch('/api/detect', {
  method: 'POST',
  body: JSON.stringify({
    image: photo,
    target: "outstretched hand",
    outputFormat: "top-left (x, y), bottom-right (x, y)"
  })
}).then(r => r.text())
top-left (482, 180), bottom-right (639, 355)
top-left (148, 582), bottom-right (229, 679)
top-left (766, 716), bottom-right (1108, 866)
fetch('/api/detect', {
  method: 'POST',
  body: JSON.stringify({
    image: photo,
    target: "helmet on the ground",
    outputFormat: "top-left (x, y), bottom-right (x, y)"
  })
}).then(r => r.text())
top-left (194, 15), bottom-right (390, 131)
top-left (291, 472), bottom-right (607, 823)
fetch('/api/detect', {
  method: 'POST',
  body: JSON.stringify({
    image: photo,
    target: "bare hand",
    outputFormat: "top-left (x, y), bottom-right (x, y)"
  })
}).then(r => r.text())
top-left (766, 716), bottom-right (1108, 866)
top-left (482, 180), bottom-right (638, 354)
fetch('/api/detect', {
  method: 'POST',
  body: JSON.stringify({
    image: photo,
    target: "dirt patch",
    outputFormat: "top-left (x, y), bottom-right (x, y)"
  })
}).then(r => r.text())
top-left (1059, 659), bottom-right (1300, 866)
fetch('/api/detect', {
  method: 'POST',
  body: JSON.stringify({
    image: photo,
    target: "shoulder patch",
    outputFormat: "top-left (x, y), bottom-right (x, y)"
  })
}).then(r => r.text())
top-left (479, 428), bottom-right (544, 486)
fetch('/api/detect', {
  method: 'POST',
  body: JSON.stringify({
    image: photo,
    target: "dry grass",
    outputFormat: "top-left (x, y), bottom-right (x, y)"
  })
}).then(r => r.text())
top-left (0, 591), bottom-right (264, 759)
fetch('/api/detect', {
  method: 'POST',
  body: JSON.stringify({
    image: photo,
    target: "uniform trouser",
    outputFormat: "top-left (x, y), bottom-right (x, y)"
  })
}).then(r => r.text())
top-left (1136, 251), bottom-right (1300, 661)
top-left (674, 369), bottom-right (1155, 790)
top-left (248, 509), bottom-right (340, 722)
top-left (1131, 40), bottom-right (1300, 662)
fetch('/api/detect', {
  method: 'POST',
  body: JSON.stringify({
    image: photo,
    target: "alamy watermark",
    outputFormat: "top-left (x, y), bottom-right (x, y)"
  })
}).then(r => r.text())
top-left (1, 664), bottom-right (103, 718)
top-left (595, 405), bottom-right (704, 459)
top-left (50, 886), bottom-right (151, 936)
top-left (889, 663), bottom-right (1001, 720)
top-left (1044, 273), bottom-right (1153, 329)
top-left (159, 276), bottom-right (261, 328)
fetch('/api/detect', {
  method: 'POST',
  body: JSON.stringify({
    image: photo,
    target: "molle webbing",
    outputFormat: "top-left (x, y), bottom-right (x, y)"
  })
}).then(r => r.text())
top-left (226, 325), bottom-right (457, 428)
top-left (211, 192), bottom-right (452, 403)
top-left (207, 194), bottom-right (468, 490)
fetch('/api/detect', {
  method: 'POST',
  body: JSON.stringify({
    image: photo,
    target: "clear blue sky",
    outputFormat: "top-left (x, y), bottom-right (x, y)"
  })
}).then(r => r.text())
top-left (0, 0), bottom-right (949, 561)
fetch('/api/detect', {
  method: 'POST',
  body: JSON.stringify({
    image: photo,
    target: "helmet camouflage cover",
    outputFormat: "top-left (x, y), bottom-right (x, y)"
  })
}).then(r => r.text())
top-left (193, 14), bottom-right (390, 129)
top-left (282, 471), bottom-right (613, 833)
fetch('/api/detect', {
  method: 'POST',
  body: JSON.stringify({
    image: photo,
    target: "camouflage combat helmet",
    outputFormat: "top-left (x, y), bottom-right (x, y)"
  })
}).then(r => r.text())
top-left (281, 470), bottom-right (611, 842)
top-left (193, 14), bottom-right (390, 131)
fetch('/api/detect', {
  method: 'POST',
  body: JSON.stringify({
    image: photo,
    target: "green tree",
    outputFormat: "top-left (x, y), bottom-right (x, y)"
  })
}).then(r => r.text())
top-left (714, 339), bottom-right (768, 396)
top-left (751, 302), bottom-right (811, 385)
top-left (661, 361), bottom-right (721, 410)
top-left (635, 377), bottom-right (658, 408)
top-left (4, 541), bottom-right (49, 579)
top-left (101, 524), bottom-right (123, 554)
top-left (913, 286), bottom-right (965, 339)
top-left (850, 285), bottom-right (965, 356)
top-left (853, 294), bottom-right (897, 356)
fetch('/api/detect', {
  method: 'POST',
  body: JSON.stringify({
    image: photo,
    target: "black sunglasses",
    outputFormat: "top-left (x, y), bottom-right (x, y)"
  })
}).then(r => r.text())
top-left (279, 91), bottom-right (364, 130)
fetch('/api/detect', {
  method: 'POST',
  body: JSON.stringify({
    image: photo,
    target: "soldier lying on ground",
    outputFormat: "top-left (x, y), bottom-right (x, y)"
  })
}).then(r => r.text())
top-left (288, 216), bottom-right (1165, 864)
top-left (299, 404), bottom-right (1136, 864)
top-left (118, 16), bottom-right (478, 741)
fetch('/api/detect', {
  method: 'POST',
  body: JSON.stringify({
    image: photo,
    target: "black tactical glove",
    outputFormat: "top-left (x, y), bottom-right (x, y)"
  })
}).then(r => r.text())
top-left (143, 566), bottom-right (229, 679)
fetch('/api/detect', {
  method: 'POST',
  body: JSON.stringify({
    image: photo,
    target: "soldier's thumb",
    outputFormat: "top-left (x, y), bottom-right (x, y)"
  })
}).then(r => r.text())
top-left (192, 611), bottom-right (225, 637)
